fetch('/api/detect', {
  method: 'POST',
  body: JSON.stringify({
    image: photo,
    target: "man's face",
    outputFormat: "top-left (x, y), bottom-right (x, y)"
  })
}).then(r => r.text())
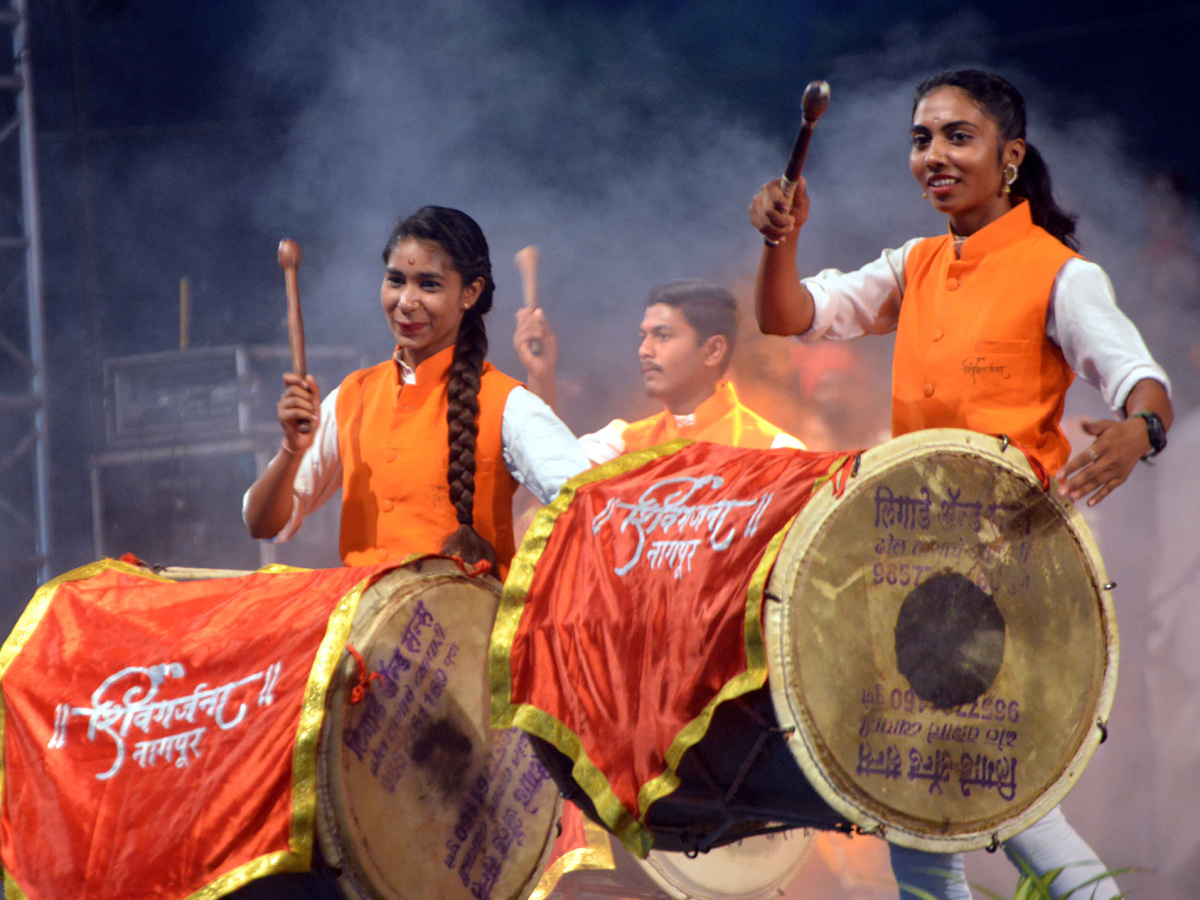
top-left (637, 303), bottom-right (720, 407)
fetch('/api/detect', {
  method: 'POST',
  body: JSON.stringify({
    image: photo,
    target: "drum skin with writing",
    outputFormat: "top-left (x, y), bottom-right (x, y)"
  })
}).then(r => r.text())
top-left (765, 428), bottom-right (1117, 852)
top-left (316, 559), bottom-right (560, 900)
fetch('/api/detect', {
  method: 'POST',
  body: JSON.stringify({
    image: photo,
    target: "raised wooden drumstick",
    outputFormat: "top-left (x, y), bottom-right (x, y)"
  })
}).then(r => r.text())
top-left (513, 245), bottom-right (543, 357)
top-left (779, 80), bottom-right (831, 208)
top-left (277, 238), bottom-right (311, 434)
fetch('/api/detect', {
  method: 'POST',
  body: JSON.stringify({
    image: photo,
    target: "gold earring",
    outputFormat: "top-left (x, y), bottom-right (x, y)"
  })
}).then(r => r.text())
top-left (922, 190), bottom-right (928, 199)
top-left (1003, 163), bottom-right (1018, 194)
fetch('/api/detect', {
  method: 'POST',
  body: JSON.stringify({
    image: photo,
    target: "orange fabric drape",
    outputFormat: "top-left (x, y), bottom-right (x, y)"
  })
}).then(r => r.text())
top-left (1, 560), bottom-right (391, 900)
top-left (533, 392), bottom-right (803, 895)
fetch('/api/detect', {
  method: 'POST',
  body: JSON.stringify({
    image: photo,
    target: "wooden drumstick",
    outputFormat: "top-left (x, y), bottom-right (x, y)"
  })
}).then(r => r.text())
top-left (277, 238), bottom-right (311, 434)
top-left (779, 80), bottom-right (831, 208)
top-left (514, 245), bottom-right (543, 357)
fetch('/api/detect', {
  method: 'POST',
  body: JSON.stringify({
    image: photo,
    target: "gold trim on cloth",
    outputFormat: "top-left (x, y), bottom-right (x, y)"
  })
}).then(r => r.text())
top-left (0, 558), bottom-right (376, 900)
top-left (490, 442), bottom-right (806, 857)
top-left (4, 869), bottom-right (27, 900)
top-left (527, 819), bottom-right (617, 900)
top-left (283, 573), bottom-right (372, 869)
top-left (811, 452), bottom-right (855, 497)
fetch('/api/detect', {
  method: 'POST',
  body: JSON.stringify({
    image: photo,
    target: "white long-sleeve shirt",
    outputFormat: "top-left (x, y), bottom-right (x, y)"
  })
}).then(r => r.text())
top-left (801, 239), bottom-right (1169, 412)
top-left (580, 416), bottom-right (801, 465)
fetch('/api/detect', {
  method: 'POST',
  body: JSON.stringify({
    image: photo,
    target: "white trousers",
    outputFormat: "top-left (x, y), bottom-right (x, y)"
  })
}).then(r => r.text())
top-left (888, 806), bottom-right (1121, 899)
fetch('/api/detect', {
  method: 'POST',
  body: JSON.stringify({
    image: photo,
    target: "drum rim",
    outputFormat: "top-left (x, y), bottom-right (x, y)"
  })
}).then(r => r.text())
top-left (764, 429), bottom-right (1118, 853)
top-left (314, 560), bottom-right (561, 900)
top-left (638, 831), bottom-right (814, 900)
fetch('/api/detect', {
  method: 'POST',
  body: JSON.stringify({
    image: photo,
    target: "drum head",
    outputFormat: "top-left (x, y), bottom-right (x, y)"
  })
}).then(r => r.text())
top-left (765, 430), bottom-right (1117, 851)
top-left (638, 832), bottom-right (813, 900)
top-left (318, 559), bottom-right (560, 900)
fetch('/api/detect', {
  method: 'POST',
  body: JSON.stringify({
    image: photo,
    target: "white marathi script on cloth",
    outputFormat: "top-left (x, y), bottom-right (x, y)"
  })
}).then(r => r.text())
top-left (47, 660), bottom-right (283, 780)
top-left (592, 475), bottom-right (773, 578)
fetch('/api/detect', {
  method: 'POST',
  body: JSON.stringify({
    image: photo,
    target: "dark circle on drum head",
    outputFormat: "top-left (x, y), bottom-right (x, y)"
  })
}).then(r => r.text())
top-left (894, 572), bottom-right (1005, 710)
top-left (410, 717), bottom-right (474, 797)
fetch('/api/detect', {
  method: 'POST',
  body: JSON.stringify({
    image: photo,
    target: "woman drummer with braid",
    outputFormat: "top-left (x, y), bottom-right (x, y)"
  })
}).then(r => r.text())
top-left (244, 205), bottom-right (587, 573)
top-left (750, 71), bottom-right (1172, 899)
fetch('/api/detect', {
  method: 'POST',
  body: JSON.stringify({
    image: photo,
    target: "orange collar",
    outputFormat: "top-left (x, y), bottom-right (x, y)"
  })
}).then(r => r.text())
top-left (954, 200), bottom-right (1035, 261)
top-left (668, 381), bottom-right (739, 429)
top-left (391, 344), bottom-right (457, 387)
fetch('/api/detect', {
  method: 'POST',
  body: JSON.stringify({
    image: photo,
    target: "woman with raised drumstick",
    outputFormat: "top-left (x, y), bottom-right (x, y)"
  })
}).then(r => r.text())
top-left (749, 70), bottom-right (1172, 899)
top-left (243, 206), bottom-right (587, 574)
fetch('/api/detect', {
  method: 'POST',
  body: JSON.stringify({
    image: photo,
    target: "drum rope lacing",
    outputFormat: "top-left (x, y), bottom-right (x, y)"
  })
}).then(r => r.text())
top-left (670, 703), bottom-right (800, 856)
top-left (447, 555), bottom-right (494, 578)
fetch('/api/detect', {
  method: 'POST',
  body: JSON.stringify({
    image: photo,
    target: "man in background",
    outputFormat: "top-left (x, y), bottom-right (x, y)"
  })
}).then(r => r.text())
top-left (516, 278), bottom-right (803, 462)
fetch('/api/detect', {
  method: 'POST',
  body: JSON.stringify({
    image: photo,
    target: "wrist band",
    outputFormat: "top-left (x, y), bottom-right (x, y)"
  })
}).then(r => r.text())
top-left (280, 438), bottom-right (299, 456)
top-left (1133, 410), bottom-right (1167, 459)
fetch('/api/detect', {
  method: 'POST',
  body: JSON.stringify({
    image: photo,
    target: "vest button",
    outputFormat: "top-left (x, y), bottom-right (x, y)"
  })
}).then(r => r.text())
top-left (923, 383), bottom-right (935, 397)
top-left (932, 329), bottom-right (944, 341)
top-left (947, 277), bottom-right (960, 290)
top-left (384, 499), bottom-right (395, 513)
top-left (385, 450), bottom-right (397, 462)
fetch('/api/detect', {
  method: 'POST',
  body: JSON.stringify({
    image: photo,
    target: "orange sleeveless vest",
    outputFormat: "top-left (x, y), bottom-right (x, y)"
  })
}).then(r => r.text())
top-left (893, 202), bottom-right (1078, 473)
top-left (335, 345), bottom-right (520, 571)
top-left (619, 381), bottom-right (793, 451)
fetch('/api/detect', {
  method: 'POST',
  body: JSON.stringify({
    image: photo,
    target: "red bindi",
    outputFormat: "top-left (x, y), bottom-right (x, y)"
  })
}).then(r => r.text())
top-left (407, 259), bottom-right (416, 266)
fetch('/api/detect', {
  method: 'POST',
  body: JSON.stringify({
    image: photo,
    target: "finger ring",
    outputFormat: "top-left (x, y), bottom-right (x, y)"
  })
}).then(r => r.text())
top-left (1088, 446), bottom-right (1098, 462)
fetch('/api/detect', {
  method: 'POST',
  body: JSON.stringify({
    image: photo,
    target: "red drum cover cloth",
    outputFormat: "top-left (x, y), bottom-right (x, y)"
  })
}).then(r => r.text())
top-left (0, 559), bottom-right (391, 900)
top-left (492, 441), bottom-right (850, 855)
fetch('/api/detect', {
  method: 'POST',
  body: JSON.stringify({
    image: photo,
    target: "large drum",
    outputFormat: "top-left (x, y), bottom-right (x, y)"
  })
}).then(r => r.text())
top-left (764, 429), bottom-right (1116, 852)
top-left (507, 429), bottom-right (1116, 856)
top-left (310, 559), bottom-right (561, 900)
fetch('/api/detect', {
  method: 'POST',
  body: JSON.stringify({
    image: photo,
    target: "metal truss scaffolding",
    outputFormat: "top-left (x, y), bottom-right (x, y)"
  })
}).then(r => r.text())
top-left (0, 0), bottom-right (49, 587)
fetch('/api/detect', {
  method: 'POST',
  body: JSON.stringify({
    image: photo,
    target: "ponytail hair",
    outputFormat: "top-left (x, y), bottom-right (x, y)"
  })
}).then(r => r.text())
top-left (914, 70), bottom-right (1079, 250)
top-left (385, 206), bottom-right (498, 568)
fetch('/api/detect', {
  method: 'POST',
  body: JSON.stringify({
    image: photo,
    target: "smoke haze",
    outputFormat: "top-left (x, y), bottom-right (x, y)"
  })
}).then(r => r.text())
top-left (24, 1), bottom-right (1200, 896)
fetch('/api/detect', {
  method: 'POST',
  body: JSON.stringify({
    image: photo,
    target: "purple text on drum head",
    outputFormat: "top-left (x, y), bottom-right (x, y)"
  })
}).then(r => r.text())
top-left (858, 712), bottom-right (1017, 754)
top-left (874, 485), bottom-right (1033, 536)
top-left (377, 601), bottom-right (552, 900)
top-left (857, 741), bottom-right (1019, 801)
top-left (861, 686), bottom-right (1021, 724)
top-left (340, 598), bottom-right (551, 900)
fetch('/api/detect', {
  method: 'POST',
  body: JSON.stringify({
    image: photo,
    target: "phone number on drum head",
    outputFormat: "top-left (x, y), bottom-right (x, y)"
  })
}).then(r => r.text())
top-left (862, 686), bottom-right (1020, 724)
